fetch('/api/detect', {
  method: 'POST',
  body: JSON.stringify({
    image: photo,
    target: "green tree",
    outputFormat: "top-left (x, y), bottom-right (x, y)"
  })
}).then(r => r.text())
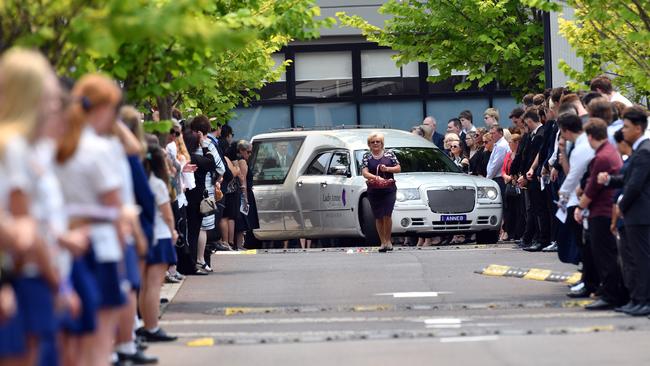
top-left (554, 0), bottom-right (650, 101)
top-left (337, 0), bottom-right (547, 95)
top-left (0, 0), bottom-right (332, 122)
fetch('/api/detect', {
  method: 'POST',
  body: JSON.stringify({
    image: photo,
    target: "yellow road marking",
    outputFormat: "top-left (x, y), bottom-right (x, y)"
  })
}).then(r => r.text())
top-left (351, 305), bottom-right (393, 312)
top-left (523, 268), bottom-right (552, 281)
top-left (482, 264), bottom-right (511, 276)
top-left (224, 307), bottom-right (276, 316)
top-left (562, 300), bottom-right (595, 308)
top-left (187, 338), bottom-right (214, 347)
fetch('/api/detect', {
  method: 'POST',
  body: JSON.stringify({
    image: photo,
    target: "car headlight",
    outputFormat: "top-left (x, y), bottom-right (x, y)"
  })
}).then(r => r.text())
top-left (477, 186), bottom-right (498, 200)
top-left (396, 188), bottom-right (421, 202)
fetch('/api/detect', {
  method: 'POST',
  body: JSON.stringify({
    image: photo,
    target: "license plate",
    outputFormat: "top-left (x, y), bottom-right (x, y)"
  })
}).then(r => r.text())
top-left (441, 214), bottom-right (466, 222)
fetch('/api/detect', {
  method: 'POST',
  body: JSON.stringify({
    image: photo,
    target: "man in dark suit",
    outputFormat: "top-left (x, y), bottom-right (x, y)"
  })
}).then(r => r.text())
top-left (601, 106), bottom-right (650, 316)
top-left (423, 116), bottom-right (445, 150)
top-left (517, 108), bottom-right (550, 251)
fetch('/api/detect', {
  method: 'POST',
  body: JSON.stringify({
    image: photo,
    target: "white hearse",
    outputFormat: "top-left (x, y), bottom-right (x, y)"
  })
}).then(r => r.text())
top-left (249, 128), bottom-right (502, 244)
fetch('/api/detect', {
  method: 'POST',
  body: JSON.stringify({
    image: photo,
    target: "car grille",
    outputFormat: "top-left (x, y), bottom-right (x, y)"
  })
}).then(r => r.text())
top-left (432, 221), bottom-right (472, 231)
top-left (426, 187), bottom-right (476, 214)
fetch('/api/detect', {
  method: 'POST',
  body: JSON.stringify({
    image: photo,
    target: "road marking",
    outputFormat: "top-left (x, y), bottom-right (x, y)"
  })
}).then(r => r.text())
top-left (351, 304), bottom-right (393, 312)
top-left (424, 318), bottom-right (462, 325)
top-left (224, 307), bottom-right (276, 316)
top-left (161, 311), bottom-right (621, 328)
top-left (476, 264), bottom-right (581, 284)
top-left (376, 292), bottom-right (452, 298)
top-left (546, 325), bottom-right (615, 334)
top-left (186, 337), bottom-right (214, 347)
top-left (426, 324), bottom-right (462, 329)
top-left (439, 335), bottom-right (499, 343)
top-left (215, 249), bottom-right (258, 256)
top-left (562, 300), bottom-right (595, 308)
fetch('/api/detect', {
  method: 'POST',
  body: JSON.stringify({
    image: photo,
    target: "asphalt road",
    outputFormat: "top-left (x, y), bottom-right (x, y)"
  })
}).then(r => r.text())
top-left (151, 244), bottom-right (650, 365)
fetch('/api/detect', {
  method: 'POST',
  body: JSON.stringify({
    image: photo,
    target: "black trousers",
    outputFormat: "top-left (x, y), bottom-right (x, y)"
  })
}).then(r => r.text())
top-left (622, 224), bottom-right (650, 303)
top-left (589, 216), bottom-right (628, 304)
top-left (522, 189), bottom-right (537, 243)
top-left (180, 188), bottom-right (203, 275)
top-left (522, 180), bottom-right (550, 244)
top-left (493, 177), bottom-right (506, 202)
top-left (617, 228), bottom-right (637, 300)
top-left (576, 215), bottom-right (599, 292)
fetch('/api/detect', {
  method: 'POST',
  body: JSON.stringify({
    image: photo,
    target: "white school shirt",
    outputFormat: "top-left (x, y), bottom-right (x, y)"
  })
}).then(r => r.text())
top-left (55, 127), bottom-right (123, 262)
top-left (149, 175), bottom-right (172, 242)
top-left (4, 137), bottom-right (71, 277)
top-left (559, 133), bottom-right (594, 207)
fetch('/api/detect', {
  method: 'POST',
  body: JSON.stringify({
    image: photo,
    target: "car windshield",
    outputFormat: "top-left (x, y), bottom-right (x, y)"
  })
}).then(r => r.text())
top-left (355, 147), bottom-right (461, 174)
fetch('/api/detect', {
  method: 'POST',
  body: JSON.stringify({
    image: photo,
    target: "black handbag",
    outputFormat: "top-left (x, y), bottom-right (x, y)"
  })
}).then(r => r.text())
top-left (505, 183), bottom-right (520, 198)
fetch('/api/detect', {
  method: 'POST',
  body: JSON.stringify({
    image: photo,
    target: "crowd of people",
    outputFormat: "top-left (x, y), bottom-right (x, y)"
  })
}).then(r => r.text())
top-left (0, 47), bottom-right (259, 366)
top-left (412, 76), bottom-right (650, 315)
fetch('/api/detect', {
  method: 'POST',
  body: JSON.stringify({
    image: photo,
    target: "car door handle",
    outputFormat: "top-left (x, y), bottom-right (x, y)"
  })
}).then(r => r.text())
top-left (320, 182), bottom-right (328, 187)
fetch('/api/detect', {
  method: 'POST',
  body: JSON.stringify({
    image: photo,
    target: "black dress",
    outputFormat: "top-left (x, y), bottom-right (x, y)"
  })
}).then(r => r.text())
top-left (362, 151), bottom-right (400, 218)
top-left (236, 163), bottom-right (260, 232)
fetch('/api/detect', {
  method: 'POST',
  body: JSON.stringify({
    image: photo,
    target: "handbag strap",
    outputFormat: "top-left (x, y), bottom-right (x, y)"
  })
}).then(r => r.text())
top-left (375, 164), bottom-right (385, 179)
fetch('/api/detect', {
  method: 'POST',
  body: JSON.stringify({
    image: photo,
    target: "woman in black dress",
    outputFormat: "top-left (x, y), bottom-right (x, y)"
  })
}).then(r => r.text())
top-left (234, 140), bottom-right (259, 249)
top-left (181, 131), bottom-right (216, 275)
top-left (361, 132), bottom-right (401, 252)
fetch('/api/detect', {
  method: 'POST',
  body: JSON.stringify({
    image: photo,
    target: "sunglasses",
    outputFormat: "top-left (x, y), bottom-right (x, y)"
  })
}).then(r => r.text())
top-left (370, 140), bottom-right (382, 144)
top-left (450, 145), bottom-right (460, 148)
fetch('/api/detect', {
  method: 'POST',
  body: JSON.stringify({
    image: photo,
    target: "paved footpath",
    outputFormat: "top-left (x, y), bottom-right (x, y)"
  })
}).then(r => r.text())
top-left (152, 244), bottom-right (650, 366)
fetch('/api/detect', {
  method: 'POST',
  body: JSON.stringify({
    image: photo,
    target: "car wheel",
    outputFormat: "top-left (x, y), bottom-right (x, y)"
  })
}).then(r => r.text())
top-left (360, 196), bottom-right (380, 246)
top-left (476, 230), bottom-right (499, 244)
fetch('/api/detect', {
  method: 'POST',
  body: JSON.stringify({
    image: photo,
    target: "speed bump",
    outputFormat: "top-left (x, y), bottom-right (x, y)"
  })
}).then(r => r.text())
top-left (476, 264), bottom-right (581, 284)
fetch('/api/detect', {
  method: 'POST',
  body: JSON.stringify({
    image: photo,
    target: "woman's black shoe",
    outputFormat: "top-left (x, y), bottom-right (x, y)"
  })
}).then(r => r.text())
top-left (136, 327), bottom-right (178, 342)
top-left (117, 350), bottom-right (158, 364)
top-left (378, 246), bottom-right (388, 253)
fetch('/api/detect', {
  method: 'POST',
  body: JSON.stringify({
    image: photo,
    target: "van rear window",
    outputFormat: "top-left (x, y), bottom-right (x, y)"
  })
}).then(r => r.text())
top-left (251, 138), bottom-right (304, 185)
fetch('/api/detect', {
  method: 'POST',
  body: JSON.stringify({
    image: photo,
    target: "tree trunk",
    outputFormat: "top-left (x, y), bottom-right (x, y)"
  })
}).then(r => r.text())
top-left (156, 96), bottom-right (173, 121)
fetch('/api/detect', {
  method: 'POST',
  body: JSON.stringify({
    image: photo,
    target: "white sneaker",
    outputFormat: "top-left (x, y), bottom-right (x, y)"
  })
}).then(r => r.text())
top-left (570, 282), bottom-right (585, 292)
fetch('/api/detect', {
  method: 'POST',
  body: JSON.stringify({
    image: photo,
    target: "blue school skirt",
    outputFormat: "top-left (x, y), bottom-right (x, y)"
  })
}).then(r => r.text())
top-left (61, 255), bottom-right (99, 335)
top-left (13, 276), bottom-right (56, 336)
top-left (146, 239), bottom-right (177, 265)
top-left (0, 288), bottom-right (26, 357)
top-left (85, 248), bottom-right (126, 309)
top-left (123, 244), bottom-right (141, 291)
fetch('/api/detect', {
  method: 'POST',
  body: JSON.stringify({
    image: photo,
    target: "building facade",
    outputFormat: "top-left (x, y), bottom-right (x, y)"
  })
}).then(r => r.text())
top-left (229, 1), bottom-right (518, 140)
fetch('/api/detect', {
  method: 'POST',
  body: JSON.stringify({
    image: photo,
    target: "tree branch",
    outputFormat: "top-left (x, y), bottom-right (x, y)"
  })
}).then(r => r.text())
top-left (629, 0), bottom-right (650, 32)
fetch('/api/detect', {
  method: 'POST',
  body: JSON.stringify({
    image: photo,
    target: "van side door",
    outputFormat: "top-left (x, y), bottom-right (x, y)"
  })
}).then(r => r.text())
top-left (320, 150), bottom-right (356, 235)
top-left (295, 151), bottom-right (333, 237)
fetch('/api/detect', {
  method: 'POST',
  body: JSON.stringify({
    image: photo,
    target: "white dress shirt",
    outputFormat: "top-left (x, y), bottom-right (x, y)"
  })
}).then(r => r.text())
top-left (559, 133), bottom-right (595, 207)
top-left (607, 119), bottom-right (624, 146)
top-left (486, 136), bottom-right (510, 179)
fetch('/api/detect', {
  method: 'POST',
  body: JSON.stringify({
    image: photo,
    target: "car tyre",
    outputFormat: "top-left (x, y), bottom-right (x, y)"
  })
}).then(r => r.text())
top-left (476, 230), bottom-right (499, 244)
top-left (360, 196), bottom-right (380, 246)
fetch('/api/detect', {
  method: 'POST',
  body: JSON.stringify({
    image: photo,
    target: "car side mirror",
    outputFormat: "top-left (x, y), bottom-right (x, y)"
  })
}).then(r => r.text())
top-left (329, 165), bottom-right (350, 177)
